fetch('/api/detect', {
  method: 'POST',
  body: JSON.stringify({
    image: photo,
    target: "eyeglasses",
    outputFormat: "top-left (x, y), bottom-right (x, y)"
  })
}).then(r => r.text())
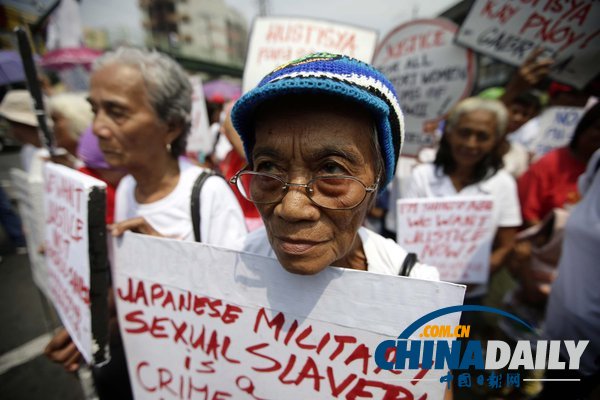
top-left (229, 170), bottom-right (378, 210)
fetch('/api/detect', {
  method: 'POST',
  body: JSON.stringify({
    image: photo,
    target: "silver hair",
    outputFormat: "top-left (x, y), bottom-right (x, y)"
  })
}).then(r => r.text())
top-left (48, 92), bottom-right (93, 139)
top-left (93, 47), bottom-right (192, 157)
top-left (446, 97), bottom-right (509, 137)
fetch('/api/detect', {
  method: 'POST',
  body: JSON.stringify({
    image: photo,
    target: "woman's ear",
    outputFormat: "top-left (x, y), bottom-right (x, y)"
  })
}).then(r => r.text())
top-left (165, 119), bottom-right (184, 146)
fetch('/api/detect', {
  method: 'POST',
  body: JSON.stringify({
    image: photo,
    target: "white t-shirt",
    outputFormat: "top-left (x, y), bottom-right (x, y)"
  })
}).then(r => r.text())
top-left (403, 163), bottom-right (522, 230)
top-left (544, 149), bottom-right (600, 376)
top-left (115, 158), bottom-right (247, 247)
top-left (241, 226), bottom-right (439, 280)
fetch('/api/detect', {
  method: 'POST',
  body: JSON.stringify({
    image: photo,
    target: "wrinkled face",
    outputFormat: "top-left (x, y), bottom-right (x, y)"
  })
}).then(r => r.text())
top-left (252, 97), bottom-right (377, 275)
top-left (88, 63), bottom-right (179, 172)
top-left (447, 109), bottom-right (499, 170)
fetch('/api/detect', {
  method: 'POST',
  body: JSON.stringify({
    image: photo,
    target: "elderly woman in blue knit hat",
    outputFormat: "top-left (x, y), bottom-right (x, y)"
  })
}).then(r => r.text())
top-left (230, 52), bottom-right (437, 279)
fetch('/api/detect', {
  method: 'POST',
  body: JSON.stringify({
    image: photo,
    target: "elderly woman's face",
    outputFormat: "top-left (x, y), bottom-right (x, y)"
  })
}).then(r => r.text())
top-left (447, 109), bottom-right (498, 170)
top-left (88, 63), bottom-right (179, 172)
top-left (253, 97), bottom-right (377, 275)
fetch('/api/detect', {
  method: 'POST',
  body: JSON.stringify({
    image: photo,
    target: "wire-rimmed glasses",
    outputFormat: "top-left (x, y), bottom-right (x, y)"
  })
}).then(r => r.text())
top-left (229, 170), bottom-right (378, 210)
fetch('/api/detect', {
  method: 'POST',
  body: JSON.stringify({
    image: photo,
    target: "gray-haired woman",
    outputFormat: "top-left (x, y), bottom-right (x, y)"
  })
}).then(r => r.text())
top-left (45, 47), bottom-right (246, 399)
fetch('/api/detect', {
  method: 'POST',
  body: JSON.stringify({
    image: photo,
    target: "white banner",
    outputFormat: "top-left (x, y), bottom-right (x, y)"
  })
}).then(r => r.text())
top-left (456, 0), bottom-right (600, 89)
top-left (43, 163), bottom-right (107, 363)
top-left (186, 75), bottom-right (213, 155)
top-left (396, 196), bottom-right (495, 284)
top-left (374, 19), bottom-right (476, 156)
top-left (113, 232), bottom-right (465, 399)
top-left (243, 16), bottom-right (377, 93)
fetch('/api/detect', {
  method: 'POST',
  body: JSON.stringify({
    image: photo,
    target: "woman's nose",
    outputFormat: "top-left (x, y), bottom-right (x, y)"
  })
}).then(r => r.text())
top-left (92, 111), bottom-right (111, 139)
top-left (274, 185), bottom-right (320, 222)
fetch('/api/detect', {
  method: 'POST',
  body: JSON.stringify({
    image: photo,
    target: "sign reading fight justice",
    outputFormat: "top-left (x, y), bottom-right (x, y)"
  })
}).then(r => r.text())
top-left (43, 163), bottom-right (109, 364)
top-left (243, 16), bottom-right (377, 93)
top-left (373, 19), bottom-right (476, 156)
top-left (456, 0), bottom-right (600, 89)
top-left (396, 196), bottom-right (495, 284)
top-left (113, 232), bottom-right (465, 399)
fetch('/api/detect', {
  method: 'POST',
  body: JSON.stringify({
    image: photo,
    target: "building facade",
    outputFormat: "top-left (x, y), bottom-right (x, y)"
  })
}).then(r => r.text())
top-left (140, 0), bottom-right (248, 68)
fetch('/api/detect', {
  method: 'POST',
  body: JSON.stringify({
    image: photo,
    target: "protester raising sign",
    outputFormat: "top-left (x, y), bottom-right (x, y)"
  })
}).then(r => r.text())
top-left (396, 197), bottom-right (496, 284)
top-left (242, 16), bottom-right (377, 93)
top-left (43, 163), bottom-right (109, 364)
top-left (113, 232), bottom-right (465, 399)
top-left (373, 19), bottom-right (476, 156)
top-left (456, 0), bottom-right (600, 89)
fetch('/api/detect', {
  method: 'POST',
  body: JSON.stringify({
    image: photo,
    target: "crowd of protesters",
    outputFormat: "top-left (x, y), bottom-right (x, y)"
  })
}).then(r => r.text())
top-left (0, 44), bottom-right (598, 400)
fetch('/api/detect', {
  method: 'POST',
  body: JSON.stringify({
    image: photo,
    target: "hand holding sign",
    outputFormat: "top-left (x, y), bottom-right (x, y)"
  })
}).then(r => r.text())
top-left (44, 328), bottom-right (82, 372)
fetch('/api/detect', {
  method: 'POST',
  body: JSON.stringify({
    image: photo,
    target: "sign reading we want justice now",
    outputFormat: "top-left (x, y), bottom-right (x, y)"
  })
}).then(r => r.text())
top-left (113, 233), bottom-right (465, 399)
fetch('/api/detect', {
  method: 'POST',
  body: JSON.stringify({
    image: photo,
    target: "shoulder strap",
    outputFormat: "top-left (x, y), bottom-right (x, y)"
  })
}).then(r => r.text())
top-left (399, 252), bottom-right (418, 277)
top-left (191, 170), bottom-right (218, 242)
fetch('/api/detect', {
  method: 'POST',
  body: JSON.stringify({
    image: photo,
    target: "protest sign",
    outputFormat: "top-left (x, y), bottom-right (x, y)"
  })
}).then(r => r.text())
top-left (10, 168), bottom-right (47, 296)
top-left (186, 76), bottom-right (212, 157)
top-left (531, 106), bottom-right (584, 158)
top-left (396, 196), bottom-right (495, 284)
top-left (456, 0), bottom-right (600, 89)
top-left (43, 163), bottom-right (109, 364)
top-left (373, 19), bottom-right (476, 156)
top-left (242, 16), bottom-right (377, 93)
top-left (113, 232), bottom-right (466, 399)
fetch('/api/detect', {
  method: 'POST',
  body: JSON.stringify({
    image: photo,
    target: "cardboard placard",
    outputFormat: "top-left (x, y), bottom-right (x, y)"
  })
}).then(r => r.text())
top-left (531, 106), bottom-right (584, 158)
top-left (456, 0), bottom-right (600, 89)
top-left (373, 19), bottom-right (476, 156)
top-left (242, 16), bottom-right (377, 93)
top-left (113, 232), bottom-right (466, 399)
top-left (396, 197), bottom-right (495, 284)
top-left (43, 163), bottom-right (109, 364)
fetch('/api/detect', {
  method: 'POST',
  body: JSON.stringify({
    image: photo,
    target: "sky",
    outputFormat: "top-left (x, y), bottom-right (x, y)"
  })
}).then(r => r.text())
top-left (224, 0), bottom-right (458, 38)
top-left (79, 0), bottom-right (459, 47)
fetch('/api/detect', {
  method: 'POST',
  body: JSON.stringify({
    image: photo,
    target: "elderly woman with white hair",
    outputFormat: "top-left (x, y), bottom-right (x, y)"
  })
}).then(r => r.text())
top-left (45, 47), bottom-right (246, 400)
top-left (396, 97), bottom-right (522, 303)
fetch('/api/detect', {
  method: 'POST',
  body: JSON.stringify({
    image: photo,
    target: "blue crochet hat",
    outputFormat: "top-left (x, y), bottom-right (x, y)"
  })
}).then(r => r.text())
top-left (231, 52), bottom-right (404, 187)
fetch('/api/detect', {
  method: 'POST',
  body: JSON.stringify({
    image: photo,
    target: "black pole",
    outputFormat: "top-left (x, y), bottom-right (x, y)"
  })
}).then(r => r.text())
top-left (15, 26), bottom-right (56, 156)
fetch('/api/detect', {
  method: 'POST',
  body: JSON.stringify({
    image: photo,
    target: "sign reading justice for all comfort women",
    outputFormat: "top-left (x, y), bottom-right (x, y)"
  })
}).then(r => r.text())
top-left (113, 232), bottom-right (465, 399)
top-left (456, 0), bottom-right (600, 89)
top-left (43, 163), bottom-right (109, 364)
top-left (373, 19), bottom-right (476, 156)
top-left (242, 16), bottom-right (377, 93)
top-left (396, 197), bottom-right (496, 284)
